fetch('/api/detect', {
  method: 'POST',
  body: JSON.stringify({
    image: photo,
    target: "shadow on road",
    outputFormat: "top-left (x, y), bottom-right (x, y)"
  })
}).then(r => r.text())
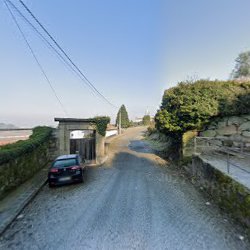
top-left (1, 130), bottom-right (250, 250)
top-left (128, 140), bottom-right (154, 154)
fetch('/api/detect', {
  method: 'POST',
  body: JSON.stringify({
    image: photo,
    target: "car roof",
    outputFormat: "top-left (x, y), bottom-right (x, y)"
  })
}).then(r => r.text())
top-left (55, 154), bottom-right (78, 160)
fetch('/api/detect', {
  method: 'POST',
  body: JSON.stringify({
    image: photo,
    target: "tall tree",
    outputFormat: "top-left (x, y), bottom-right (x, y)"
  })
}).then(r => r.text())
top-left (116, 105), bottom-right (130, 128)
top-left (232, 51), bottom-right (250, 79)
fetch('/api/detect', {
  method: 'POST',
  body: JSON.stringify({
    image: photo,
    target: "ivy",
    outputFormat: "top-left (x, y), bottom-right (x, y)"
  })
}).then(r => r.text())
top-left (0, 126), bottom-right (53, 165)
top-left (93, 116), bottom-right (111, 136)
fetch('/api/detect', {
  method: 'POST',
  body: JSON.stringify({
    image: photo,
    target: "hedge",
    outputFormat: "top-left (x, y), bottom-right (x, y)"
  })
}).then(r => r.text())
top-left (155, 80), bottom-right (250, 136)
top-left (0, 126), bottom-right (53, 165)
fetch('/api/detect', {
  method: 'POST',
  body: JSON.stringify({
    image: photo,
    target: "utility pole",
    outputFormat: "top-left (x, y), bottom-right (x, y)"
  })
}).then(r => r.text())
top-left (119, 110), bottom-right (122, 134)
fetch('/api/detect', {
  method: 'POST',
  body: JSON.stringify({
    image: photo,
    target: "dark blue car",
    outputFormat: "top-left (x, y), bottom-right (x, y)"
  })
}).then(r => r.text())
top-left (48, 154), bottom-right (85, 187)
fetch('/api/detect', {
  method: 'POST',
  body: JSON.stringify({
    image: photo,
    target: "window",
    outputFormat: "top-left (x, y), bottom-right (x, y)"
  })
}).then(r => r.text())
top-left (53, 158), bottom-right (77, 168)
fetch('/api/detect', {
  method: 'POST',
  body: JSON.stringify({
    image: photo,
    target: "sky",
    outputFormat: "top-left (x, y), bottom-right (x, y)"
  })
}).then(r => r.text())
top-left (1, 0), bottom-right (250, 127)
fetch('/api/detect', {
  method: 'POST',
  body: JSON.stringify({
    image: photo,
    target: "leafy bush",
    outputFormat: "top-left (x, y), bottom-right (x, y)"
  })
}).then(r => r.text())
top-left (231, 51), bottom-right (250, 79)
top-left (147, 125), bottom-right (156, 135)
top-left (94, 116), bottom-right (111, 136)
top-left (155, 80), bottom-right (250, 136)
top-left (0, 126), bottom-right (53, 165)
top-left (142, 115), bottom-right (151, 126)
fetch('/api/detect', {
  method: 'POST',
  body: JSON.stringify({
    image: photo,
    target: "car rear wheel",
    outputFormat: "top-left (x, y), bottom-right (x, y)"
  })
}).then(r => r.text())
top-left (79, 172), bottom-right (84, 183)
top-left (49, 182), bottom-right (55, 188)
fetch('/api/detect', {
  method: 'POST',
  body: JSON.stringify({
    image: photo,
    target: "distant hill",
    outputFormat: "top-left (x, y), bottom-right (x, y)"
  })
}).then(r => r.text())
top-left (0, 123), bottom-right (18, 129)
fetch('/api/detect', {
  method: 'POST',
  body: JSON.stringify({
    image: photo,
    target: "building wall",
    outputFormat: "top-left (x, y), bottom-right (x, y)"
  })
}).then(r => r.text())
top-left (105, 129), bottom-right (118, 137)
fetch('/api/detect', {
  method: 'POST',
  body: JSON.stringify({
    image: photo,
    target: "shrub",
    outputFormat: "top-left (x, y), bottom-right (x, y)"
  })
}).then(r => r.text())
top-left (155, 80), bottom-right (250, 136)
top-left (142, 115), bottom-right (151, 126)
top-left (0, 126), bottom-right (53, 165)
top-left (147, 125), bottom-right (156, 135)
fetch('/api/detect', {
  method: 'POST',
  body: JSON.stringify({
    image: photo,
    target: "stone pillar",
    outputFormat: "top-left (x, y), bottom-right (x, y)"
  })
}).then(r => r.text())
top-left (58, 123), bottom-right (64, 155)
top-left (58, 123), bottom-right (70, 155)
top-left (95, 131), bottom-right (105, 164)
top-left (64, 126), bottom-right (70, 154)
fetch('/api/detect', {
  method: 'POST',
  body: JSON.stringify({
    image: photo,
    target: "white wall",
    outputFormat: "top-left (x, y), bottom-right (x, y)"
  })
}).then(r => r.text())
top-left (105, 130), bottom-right (118, 137)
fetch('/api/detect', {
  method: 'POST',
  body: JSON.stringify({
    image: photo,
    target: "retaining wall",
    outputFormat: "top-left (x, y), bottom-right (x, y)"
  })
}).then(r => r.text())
top-left (186, 155), bottom-right (250, 229)
top-left (0, 134), bottom-right (56, 199)
top-left (200, 114), bottom-right (250, 149)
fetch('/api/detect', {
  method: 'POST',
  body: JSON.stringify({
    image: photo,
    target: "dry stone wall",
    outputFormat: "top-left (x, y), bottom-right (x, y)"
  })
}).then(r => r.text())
top-left (200, 114), bottom-right (250, 150)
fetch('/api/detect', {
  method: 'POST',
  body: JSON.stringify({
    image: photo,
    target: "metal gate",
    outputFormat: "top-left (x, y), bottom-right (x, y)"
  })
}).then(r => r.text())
top-left (70, 130), bottom-right (96, 162)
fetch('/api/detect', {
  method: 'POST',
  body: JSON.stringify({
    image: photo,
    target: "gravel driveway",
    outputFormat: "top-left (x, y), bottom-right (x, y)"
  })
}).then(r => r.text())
top-left (0, 127), bottom-right (249, 250)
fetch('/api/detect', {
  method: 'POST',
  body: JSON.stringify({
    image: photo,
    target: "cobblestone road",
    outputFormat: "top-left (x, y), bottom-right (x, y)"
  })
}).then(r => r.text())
top-left (0, 127), bottom-right (249, 250)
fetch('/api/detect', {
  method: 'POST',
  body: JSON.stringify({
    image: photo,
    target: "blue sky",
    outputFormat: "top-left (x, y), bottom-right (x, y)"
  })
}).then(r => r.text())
top-left (1, 0), bottom-right (250, 127)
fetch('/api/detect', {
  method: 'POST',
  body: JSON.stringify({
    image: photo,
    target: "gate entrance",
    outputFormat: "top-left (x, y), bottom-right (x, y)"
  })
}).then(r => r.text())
top-left (70, 130), bottom-right (96, 162)
top-left (55, 118), bottom-right (106, 165)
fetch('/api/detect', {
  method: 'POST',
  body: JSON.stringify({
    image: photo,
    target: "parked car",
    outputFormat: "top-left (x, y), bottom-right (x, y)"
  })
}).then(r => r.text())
top-left (48, 154), bottom-right (85, 187)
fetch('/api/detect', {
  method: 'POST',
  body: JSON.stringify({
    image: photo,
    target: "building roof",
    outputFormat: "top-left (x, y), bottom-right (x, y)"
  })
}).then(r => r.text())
top-left (54, 118), bottom-right (97, 123)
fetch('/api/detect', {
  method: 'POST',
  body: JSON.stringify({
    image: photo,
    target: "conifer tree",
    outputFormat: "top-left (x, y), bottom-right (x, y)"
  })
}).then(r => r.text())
top-left (116, 105), bottom-right (130, 128)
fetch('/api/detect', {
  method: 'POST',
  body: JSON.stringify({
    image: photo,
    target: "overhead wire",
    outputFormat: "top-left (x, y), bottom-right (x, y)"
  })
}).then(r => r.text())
top-left (18, 0), bottom-right (118, 108)
top-left (4, 0), bottom-right (69, 116)
top-left (5, 0), bottom-right (100, 100)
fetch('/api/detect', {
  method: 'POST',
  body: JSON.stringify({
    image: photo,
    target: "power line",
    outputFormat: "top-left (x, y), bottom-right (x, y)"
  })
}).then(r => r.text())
top-left (4, 0), bottom-right (68, 116)
top-left (18, 0), bottom-right (118, 108)
top-left (5, 0), bottom-right (100, 100)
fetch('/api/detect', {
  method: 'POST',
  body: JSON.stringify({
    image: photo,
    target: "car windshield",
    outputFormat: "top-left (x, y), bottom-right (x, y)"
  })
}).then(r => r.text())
top-left (53, 158), bottom-right (77, 168)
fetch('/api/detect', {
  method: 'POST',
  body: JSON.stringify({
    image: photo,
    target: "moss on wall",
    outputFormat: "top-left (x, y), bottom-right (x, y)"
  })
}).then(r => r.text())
top-left (190, 156), bottom-right (250, 229)
top-left (0, 127), bottom-right (55, 199)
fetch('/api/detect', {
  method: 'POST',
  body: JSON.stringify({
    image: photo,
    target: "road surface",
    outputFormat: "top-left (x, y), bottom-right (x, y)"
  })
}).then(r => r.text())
top-left (0, 127), bottom-right (249, 250)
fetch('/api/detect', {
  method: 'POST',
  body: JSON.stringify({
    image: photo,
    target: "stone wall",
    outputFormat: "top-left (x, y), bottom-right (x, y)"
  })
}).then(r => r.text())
top-left (96, 132), bottom-right (106, 164)
top-left (200, 114), bottom-right (250, 150)
top-left (0, 135), bottom-right (56, 200)
top-left (186, 155), bottom-right (250, 229)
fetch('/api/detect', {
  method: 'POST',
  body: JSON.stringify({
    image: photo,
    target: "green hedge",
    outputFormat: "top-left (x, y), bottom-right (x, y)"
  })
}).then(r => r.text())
top-left (94, 116), bottom-right (111, 136)
top-left (155, 80), bottom-right (250, 136)
top-left (0, 126), bottom-right (53, 165)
